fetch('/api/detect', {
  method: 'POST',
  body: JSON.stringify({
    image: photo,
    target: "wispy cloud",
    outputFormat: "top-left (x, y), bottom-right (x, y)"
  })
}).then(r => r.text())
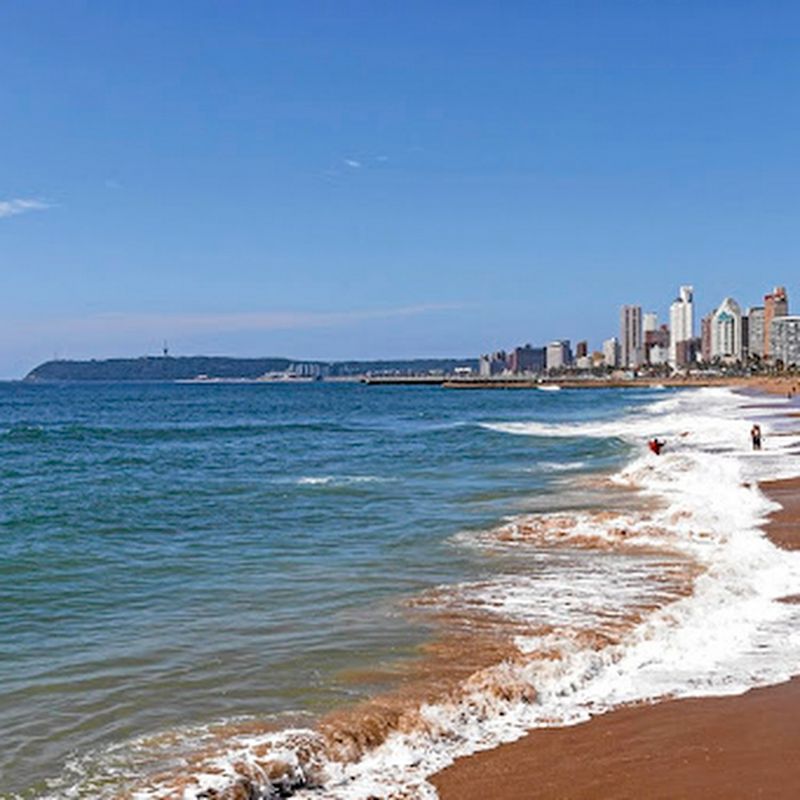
top-left (11, 304), bottom-right (464, 338)
top-left (343, 159), bottom-right (362, 169)
top-left (0, 198), bottom-right (52, 219)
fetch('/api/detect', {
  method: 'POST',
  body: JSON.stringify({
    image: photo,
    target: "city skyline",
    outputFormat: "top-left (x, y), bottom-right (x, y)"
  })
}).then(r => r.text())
top-left (480, 282), bottom-right (797, 373)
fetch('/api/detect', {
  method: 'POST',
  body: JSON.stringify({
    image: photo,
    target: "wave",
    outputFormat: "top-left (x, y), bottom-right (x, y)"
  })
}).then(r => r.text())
top-left (524, 460), bottom-right (587, 473)
top-left (40, 387), bottom-right (800, 799)
top-left (295, 475), bottom-right (393, 487)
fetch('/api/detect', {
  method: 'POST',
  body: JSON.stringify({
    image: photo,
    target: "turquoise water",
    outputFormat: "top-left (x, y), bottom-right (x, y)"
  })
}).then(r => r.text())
top-left (0, 382), bottom-right (647, 796)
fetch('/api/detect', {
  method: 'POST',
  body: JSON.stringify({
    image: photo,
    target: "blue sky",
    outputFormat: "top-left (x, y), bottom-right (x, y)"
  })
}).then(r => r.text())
top-left (2, 1), bottom-right (799, 377)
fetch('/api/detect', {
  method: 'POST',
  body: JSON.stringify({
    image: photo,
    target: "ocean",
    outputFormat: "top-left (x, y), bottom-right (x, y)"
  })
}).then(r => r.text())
top-left (2, 382), bottom-right (800, 798)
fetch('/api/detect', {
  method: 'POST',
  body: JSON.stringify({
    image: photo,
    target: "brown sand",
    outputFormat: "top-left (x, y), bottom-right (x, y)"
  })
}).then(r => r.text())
top-left (431, 476), bottom-right (800, 800)
top-left (761, 477), bottom-right (800, 551)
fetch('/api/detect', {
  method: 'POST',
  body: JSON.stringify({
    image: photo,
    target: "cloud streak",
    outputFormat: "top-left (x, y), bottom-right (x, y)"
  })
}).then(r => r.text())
top-left (10, 304), bottom-right (464, 339)
top-left (0, 198), bottom-right (52, 219)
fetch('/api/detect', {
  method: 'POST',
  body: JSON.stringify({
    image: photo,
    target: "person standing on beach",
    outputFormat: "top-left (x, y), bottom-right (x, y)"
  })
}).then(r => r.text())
top-left (750, 424), bottom-right (762, 451)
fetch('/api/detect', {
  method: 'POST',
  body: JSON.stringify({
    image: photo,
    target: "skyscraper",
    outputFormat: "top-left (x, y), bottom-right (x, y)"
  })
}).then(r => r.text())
top-left (700, 311), bottom-right (713, 362)
top-left (764, 286), bottom-right (788, 359)
top-left (748, 306), bottom-right (765, 359)
top-left (619, 305), bottom-right (642, 368)
top-left (603, 336), bottom-right (620, 368)
top-left (710, 297), bottom-right (744, 362)
top-left (669, 285), bottom-right (694, 368)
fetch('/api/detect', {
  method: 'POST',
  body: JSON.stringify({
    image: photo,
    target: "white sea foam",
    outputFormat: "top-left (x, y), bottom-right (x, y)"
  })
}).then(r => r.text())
top-left (525, 460), bottom-right (587, 473)
top-left (296, 475), bottom-right (391, 487)
top-left (54, 388), bottom-right (800, 799)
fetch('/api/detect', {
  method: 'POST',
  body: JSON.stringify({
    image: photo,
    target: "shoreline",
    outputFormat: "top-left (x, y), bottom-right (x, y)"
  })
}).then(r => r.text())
top-left (431, 471), bottom-right (800, 798)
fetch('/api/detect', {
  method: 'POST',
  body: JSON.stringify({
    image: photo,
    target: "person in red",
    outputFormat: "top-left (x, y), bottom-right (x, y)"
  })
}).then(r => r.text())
top-left (648, 438), bottom-right (666, 455)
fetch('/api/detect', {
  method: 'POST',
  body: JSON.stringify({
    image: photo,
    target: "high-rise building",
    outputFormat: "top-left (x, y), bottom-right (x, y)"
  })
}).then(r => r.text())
top-left (575, 340), bottom-right (588, 359)
top-left (748, 306), bottom-right (765, 359)
top-left (602, 336), bottom-right (620, 368)
top-left (546, 340), bottom-right (572, 370)
top-left (643, 312), bottom-right (658, 334)
top-left (620, 305), bottom-right (642, 368)
top-left (741, 315), bottom-right (749, 361)
top-left (772, 316), bottom-right (800, 367)
top-left (669, 285), bottom-right (694, 368)
top-left (700, 312), bottom-right (713, 362)
top-left (764, 286), bottom-right (788, 359)
top-left (710, 297), bottom-right (744, 362)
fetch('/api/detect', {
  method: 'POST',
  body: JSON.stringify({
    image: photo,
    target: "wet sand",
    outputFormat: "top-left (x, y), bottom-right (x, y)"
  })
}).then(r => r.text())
top-left (432, 476), bottom-right (800, 800)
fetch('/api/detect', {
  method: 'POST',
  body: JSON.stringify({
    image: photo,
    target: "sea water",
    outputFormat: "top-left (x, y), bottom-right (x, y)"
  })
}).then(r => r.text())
top-left (1, 382), bottom-right (799, 798)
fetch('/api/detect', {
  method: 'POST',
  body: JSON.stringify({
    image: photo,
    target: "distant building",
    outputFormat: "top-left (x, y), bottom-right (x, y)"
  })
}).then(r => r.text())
top-left (700, 312), bottom-right (713, 362)
top-left (620, 305), bottom-right (643, 368)
top-left (644, 324), bottom-right (669, 365)
top-left (643, 312), bottom-right (658, 334)
top-left (575, 340), bottom-right (588, 359)
top-left (602, 336), bottom-right (620, 368)
top-left (669, 285), bottom-right (694, 368)
top-left (508, 344), bottom-right (546, 374)
top-left (764, 286), bottom-right (788, 359)
top-left (772, 316), bottom-right (800, 367)
top-left (748, 306), bottom-right (765, 359)
top-left (741, 314), bottom-right (749, 361)
top-left (479, 351), bottom-right (507, 377)
top-left (546, 340), bottom-right (572, 370)
top-left (710, 297), bottom-right (744, 362)
top-left (649, 344), bottom-right (669, 365)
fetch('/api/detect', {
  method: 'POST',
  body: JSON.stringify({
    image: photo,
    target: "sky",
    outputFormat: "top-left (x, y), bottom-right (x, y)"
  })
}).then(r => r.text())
top-left (2, 0), bottom-right (800, 378)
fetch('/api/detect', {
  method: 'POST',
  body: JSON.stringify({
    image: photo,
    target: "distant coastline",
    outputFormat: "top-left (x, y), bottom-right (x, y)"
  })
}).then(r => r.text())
top-left (23, 356), bottom-right (799, 394)
top-left (23, 355), bottom-right (478, 383)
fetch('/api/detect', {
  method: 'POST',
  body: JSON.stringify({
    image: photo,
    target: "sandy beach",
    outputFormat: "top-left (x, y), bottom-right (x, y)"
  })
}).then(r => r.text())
top-left (432, 473), bottom-right (800, 799)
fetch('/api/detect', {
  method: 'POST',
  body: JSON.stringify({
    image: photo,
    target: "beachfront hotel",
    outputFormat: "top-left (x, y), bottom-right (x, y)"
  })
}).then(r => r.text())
top-left (710, 297), bottom-right (745, 362)
top-left (764, 286), bottom-right (789, 359)
top-left (669, 285), bottom-right (694, 368)
top-left (771, 316), bottom-right (800, 367)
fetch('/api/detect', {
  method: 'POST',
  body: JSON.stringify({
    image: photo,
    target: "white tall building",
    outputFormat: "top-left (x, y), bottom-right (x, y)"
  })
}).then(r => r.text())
top-left (620, 305), bottom-right (642, 368)
top-left (710, 297), bottom-right (744, 362)
top-left (602, 336), bottom-right (620, 368)
top-left (643, 312), bottom-right (658, 333)
top-left (669, 285), bottom-right (694, 367)
top-left (545, 340), bottom-right (571, 370)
